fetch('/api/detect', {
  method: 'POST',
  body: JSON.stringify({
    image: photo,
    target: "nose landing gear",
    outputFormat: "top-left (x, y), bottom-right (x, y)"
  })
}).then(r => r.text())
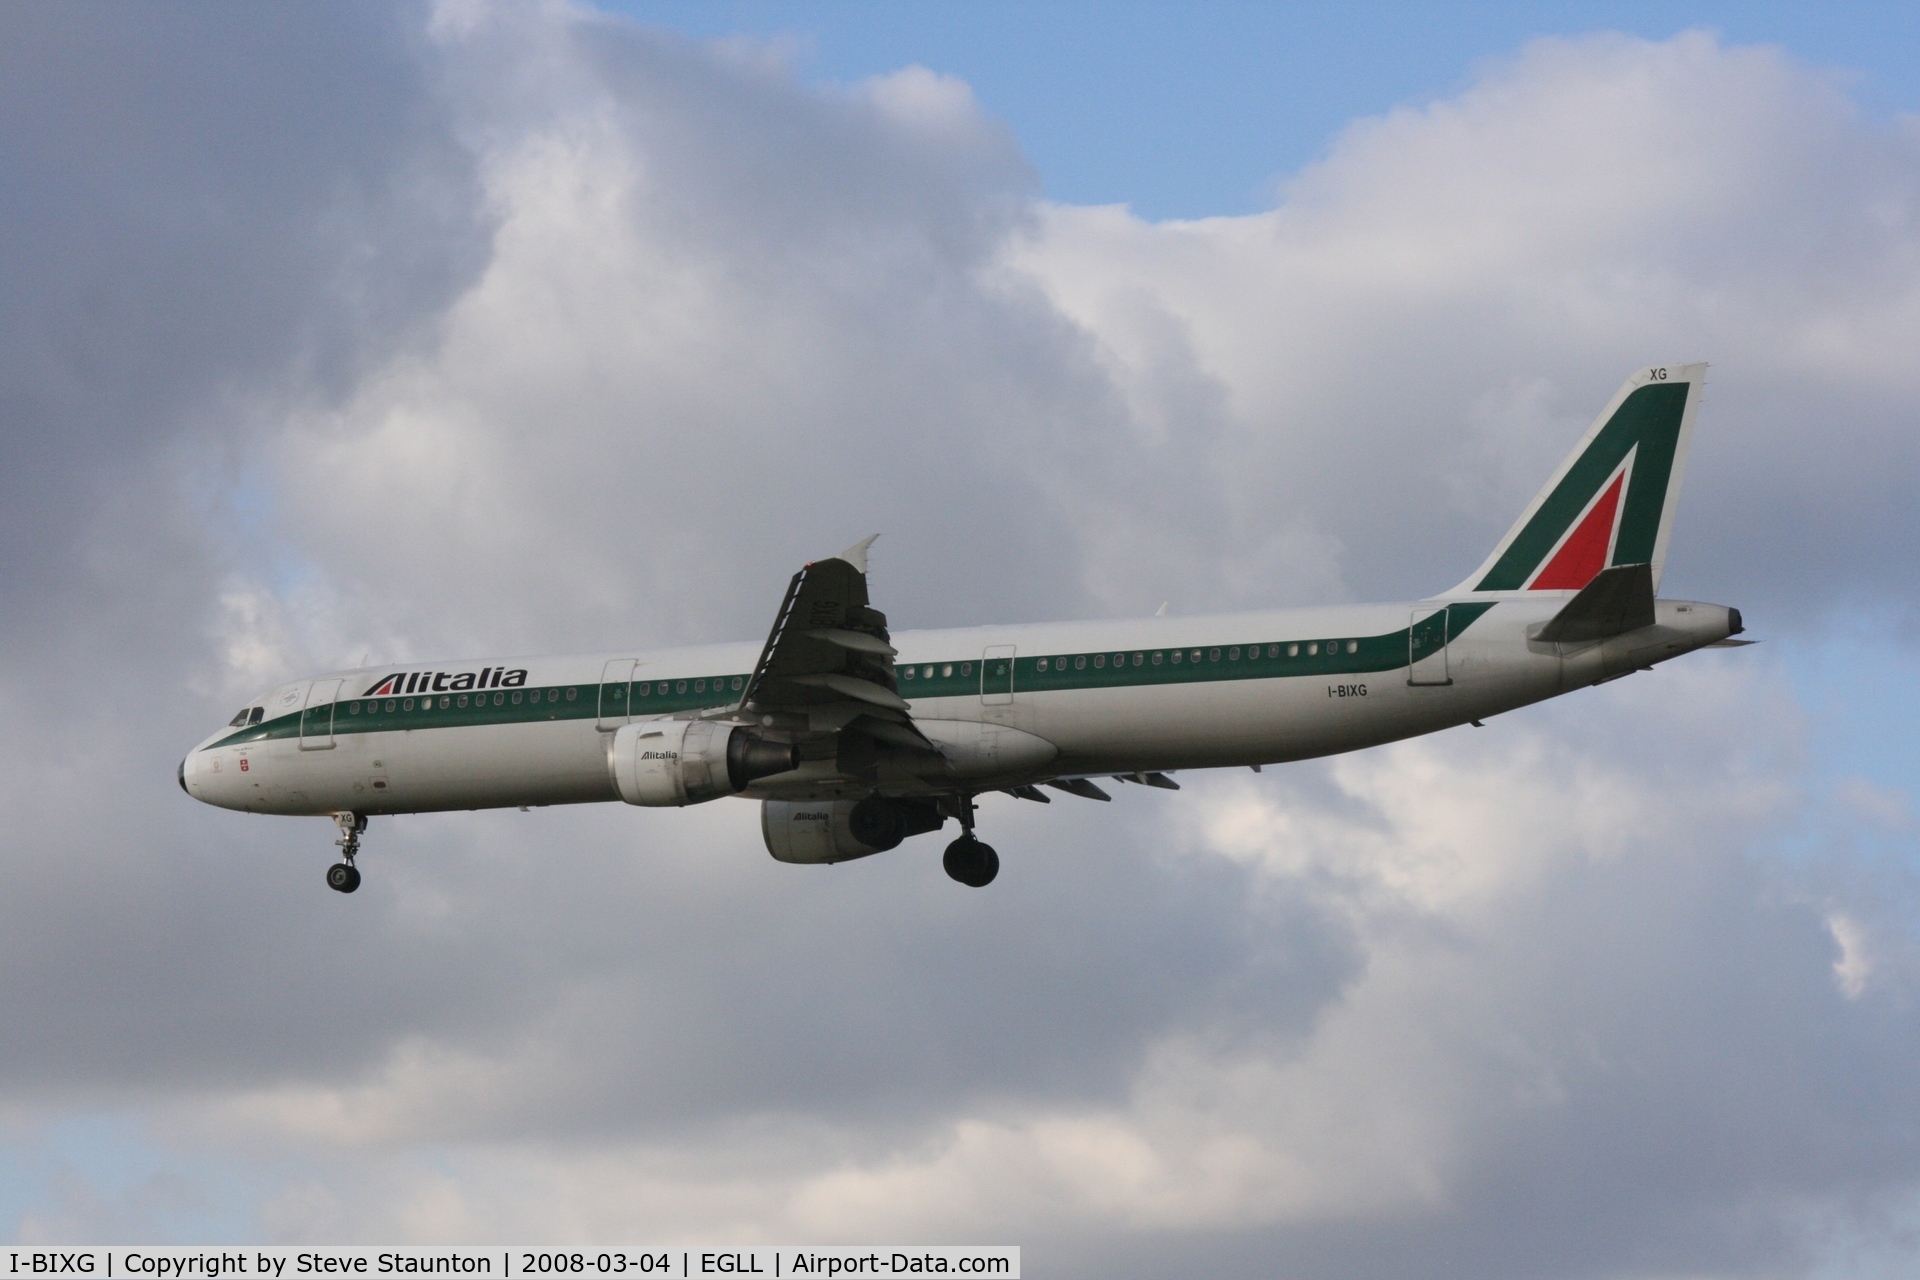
top-left (328, 812), bottom-right (366, 894)
top-left (942, 794), bottom-right (998, 888)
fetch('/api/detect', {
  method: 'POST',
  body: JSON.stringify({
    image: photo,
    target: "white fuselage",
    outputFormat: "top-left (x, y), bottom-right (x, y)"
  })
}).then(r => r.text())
top-left (181, 595), bottom-right (1737, 818)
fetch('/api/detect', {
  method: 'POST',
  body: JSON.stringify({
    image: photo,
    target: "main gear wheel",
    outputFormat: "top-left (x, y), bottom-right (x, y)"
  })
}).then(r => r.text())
top-left (942, 835), bottom-right (999, 887)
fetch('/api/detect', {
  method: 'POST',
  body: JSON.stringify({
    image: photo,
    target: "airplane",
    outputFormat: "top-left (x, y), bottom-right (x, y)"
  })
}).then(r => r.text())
top-left (181, 364), bottom-right (1745, 892)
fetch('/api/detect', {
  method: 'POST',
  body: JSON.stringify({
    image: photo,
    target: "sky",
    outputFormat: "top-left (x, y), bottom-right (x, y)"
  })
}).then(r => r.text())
top-left (5, 2), bottom-right (1920, 1276)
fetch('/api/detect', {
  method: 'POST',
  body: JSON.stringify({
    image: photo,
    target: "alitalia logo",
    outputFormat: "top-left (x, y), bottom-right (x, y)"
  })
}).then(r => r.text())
top-left (1525, 452), bottom-right (1633, 591)
top-left (1469, 378), bottom-right (1691, 594)
top-left (363, 667), bottom-right (530, 697)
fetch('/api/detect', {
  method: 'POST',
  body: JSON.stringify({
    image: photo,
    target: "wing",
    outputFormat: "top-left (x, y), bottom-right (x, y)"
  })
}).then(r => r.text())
top-left (735, 536), bottom-right (947, 793)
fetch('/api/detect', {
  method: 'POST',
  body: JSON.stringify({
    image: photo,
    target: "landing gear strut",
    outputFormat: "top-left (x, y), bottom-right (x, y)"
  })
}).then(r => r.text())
top-left (942, 794), bottom-right (999, 888)
top-left (327, 812), bottom-right (365, 894)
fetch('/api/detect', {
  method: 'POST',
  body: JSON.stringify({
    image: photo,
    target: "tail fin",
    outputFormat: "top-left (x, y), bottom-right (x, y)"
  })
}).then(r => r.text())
top-left (1447, 363), bottom-right (1706, 597)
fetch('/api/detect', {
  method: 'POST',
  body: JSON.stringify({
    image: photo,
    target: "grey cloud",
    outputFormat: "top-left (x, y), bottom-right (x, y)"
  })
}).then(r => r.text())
top-left (268, 10), bottom-right (1123, 660)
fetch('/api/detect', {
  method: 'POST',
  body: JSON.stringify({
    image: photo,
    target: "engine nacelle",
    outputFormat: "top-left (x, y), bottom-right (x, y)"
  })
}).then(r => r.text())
top-left (763, 796), bottom-right (946, 864)
top-left (611, 719), bottom-right (797, 807)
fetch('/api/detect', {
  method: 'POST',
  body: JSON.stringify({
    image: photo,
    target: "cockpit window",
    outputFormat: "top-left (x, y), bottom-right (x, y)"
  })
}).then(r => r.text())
top-left (229, 709), bottom-right (251, 727)
top-left (249, 707), bottom-right (264, 725)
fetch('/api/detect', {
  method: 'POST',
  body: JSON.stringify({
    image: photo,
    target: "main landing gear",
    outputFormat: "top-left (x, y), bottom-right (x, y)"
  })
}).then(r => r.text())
top-left (327, 812), bottom-right (365, 894)
top-left (942, 795), bottom-right (998, 888)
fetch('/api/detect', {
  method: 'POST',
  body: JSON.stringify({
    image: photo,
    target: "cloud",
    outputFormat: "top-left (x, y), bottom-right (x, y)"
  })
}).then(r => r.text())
top-left (4, 7), bottom-right (1920, 1277)
top-left (1010, 30), bottom-right (1920, 621)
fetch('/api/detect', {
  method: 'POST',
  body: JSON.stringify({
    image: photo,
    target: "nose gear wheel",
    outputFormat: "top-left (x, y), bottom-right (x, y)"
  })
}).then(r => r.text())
top-left (329, 812), bottom-right (367, 894)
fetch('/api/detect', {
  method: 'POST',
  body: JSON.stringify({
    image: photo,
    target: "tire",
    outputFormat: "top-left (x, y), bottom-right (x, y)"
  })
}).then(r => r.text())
top-left (326, 862), bottom-right (361, 894)
top-left (968, 842), bottom-right (999, 887)
top-left (942, 837), bottom-right (999, 888)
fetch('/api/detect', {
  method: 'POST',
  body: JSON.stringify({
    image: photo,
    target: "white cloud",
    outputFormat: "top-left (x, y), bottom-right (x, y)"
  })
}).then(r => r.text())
top-left (1829, 911), bottom-right (1875, 999)
top-left (1007, 30), bottom-right (1920, 616)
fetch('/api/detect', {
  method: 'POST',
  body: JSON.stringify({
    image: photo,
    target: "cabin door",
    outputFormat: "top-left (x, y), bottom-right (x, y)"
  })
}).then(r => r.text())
top-left (598, 659), bottom-right (638, 730)
top-left (299, 679), bottom-right (343, 750)
top-left (981, 645), bottom-right (1016, 706)
top-left (1408, 607), bottom-right (1452, 686)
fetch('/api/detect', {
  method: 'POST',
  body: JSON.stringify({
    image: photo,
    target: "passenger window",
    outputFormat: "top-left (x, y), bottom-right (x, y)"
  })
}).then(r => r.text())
top-left (1288, 644), bottom-right (1299, 657)
top-left (1132, 653), bottom-right (1144, 666)
top-left (457, 694), bottom-right (469, 707)
top-left (695, 679), bottom-right (706, 693)
top-left (1072, 657), bottom-right (1083, 670)
top-left (512, 691), bottom-right (523, 704)
top-left (676, 681), bottom-right (687, 694)
top-left (1209, 648), bottom-right (1221, 661)
top-left (903, 667), bottom-right (915, 679)
top-left (1229, 647), bottom-right (1240, 660)
top-left (733, 676), bottom-right (744, 690)
top-left (1346, 640), bottom-right (1358, 654)
top-left (1037, 659), bottom-right (1048, 672)
top-left (943, 664), bottom-right (954, 677)
top-left (566, 688), bottom-right (578, 700)
top-left (1171, 651), bottom-right (1182, 663)
top-left (961, 663), bottom-right (972, 676)
top-left (1308, 643), bottom-right (1318, 655)
top-left (402, 699), bottom-right (414, 711)
top-left (493, 692), bottom-right (504, 705)
top-left (1093, 655), bottom-right (1105, 668)
top-left (1152, 652), bottom-right (1163, 664)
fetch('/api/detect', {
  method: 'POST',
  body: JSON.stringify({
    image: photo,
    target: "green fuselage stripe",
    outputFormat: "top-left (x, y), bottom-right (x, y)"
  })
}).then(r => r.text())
top-left (212, 605), bottom-right (1493, 749)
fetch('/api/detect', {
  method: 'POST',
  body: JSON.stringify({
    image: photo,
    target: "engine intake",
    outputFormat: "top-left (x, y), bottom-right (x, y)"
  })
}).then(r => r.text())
top-left (611, 720), bottom-right (797, 807)
top-left (763, 796), bottom-right (945, 864)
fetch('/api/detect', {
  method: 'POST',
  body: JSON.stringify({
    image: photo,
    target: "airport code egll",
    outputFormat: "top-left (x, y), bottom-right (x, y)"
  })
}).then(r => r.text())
top-left (4, 1252), bottom-right (1016, 1280)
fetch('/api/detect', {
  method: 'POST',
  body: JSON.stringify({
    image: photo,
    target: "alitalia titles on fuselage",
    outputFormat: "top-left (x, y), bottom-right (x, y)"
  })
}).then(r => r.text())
top-left (363, 668), bottom-right (530, 697)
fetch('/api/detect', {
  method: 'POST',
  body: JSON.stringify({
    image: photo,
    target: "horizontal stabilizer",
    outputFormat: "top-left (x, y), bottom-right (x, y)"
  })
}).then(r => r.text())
top-left (1534, 563), bottom-right (1655, 643)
